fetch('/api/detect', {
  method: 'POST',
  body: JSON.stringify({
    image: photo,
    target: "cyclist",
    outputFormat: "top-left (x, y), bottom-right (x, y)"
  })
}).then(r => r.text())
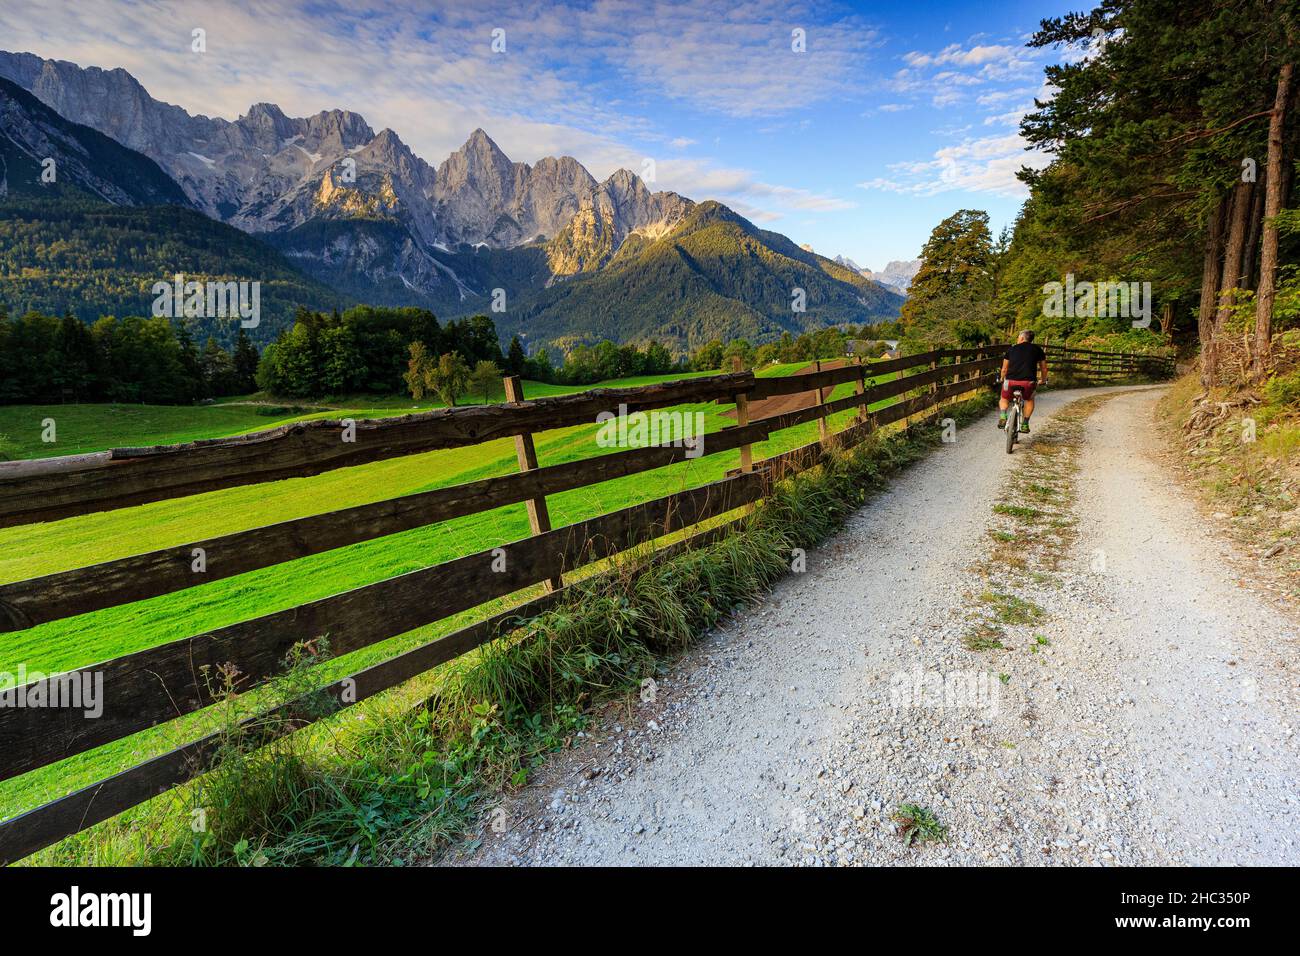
top-left (998, 330), bottom-right (1047, 433)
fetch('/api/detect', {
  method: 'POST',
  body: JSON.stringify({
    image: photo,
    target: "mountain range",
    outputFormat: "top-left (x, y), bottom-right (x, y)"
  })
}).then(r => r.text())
top-left (0, 50), bottom-right (906, 352)
top-left (832, 255), bottom-right (921, 296)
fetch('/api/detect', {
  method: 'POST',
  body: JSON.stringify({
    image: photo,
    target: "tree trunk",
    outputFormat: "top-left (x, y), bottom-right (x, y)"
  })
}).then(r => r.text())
top-left (1252, 61), bottom-right (1294, 382)
top-left (1214, 180), bottom-right (1254, 358)
top-left (1198, 195), bottom-right (1228, 386)
top-left (1241, 167), bottom-right (1266, 289)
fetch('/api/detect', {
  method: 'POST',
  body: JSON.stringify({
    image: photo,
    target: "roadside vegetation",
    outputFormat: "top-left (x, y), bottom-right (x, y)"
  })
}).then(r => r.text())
top-left (1159, 342), bottom-right (1300, 600)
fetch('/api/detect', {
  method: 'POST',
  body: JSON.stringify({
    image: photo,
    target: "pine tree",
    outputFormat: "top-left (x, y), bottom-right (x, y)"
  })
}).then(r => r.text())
top-left (56, 310), bottom-right (95, 401)
top-left (175, 320), bottom-right (203, 399)
top-left (1019, 0), bottom-right (1298, 382)
top-left (201, 336), bottom-right (236, 398)
top-left (232, 327), bottom-right (260, 393)
top-left (506, 335), bottom-right (527, 376)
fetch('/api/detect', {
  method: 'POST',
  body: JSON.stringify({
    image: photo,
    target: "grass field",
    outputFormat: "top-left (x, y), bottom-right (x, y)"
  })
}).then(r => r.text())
top-left (0, 370), bottom-right (722, 460)
top-left (0, 361), bottom-right (912, 824)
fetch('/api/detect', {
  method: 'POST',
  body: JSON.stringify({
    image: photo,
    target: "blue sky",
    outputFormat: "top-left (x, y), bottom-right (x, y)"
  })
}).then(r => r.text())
top-left (4, 0), bottom-right (1084, 268)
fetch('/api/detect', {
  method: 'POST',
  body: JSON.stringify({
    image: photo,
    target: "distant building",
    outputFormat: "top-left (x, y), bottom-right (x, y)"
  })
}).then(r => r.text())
top-left (846, 338), bottom-right (900, 359)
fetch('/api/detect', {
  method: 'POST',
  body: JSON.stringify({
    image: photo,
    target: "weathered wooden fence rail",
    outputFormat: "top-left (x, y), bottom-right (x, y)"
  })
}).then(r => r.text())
top-left (0, 343), bottom-right (1170, 863)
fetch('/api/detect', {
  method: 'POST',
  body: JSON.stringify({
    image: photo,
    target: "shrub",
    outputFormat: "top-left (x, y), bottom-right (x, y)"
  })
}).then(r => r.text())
top-left (1263, 368), bottom-right (1300, 411)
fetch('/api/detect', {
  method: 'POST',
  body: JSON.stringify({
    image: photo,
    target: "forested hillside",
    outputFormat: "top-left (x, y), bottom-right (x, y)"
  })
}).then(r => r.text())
top-left (267, 218), bottom-right (553, 319)
top-left (499, 201), bottom-right (904, 352)
top-left (0, 197), bottom-right (349, 346)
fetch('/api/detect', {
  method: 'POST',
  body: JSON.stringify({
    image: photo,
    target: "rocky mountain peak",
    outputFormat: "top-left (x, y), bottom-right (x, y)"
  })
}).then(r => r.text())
top-left (304, 108), bottom-right (375, 147)
top-left (0, 50), bottom-right (698, 259)
top-left (605, 167), bottom-right (643, 190)
top-left (244, 101), bottom-right (288, 122)
top-left (240, 101), bottom-right (295, 144)
top-left (445, 128), bottom-right (511, 175)
top-left (0, 75), bottom-right (191, 206)
top-left (859, 258), bottom-right (921, 296)
top-left (547, 169), bottom-right (693, 275)
top-left (465, 127), bottom-right (500, 152)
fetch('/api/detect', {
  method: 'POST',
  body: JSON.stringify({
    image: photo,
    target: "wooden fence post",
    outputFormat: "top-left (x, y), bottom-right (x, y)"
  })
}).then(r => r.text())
top-left (928, 354), bottom-right (940, 404)
top-left (730, 357), bottom-right (758, 514)
top-left (730, 356), bottom-right (754, 475)
top-left (503, 375), bottom-right (563, 592)
top-left (854, 355), bottom-right (868, 423)
top-left (814, 358), bottom-right (831, 443)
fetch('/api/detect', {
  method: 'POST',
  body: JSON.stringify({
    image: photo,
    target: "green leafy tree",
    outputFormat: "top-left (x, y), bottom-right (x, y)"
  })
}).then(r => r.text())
top-left (175, 321), bottom-right (202, 399)
top-left (691, 339), bottom-right (725, 371)
top-left (527, 347), bottom-right (555, 382)
top-left (469, 359), bottom-right (502, 403)
top-left (644, 339), bottom-right (674, 373)
top-left (900, 209), bottom-right (998, 346)
top-left (722, 338), bottom-right (754, 370)
top-left (428, 351), bottom-right (471, 407)
top-left (405, 340), bottom-right (432, 400)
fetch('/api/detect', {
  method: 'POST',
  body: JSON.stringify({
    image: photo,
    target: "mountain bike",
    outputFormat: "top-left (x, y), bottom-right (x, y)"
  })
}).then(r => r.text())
top-left (1004, 385), bottom-right (1025, 454)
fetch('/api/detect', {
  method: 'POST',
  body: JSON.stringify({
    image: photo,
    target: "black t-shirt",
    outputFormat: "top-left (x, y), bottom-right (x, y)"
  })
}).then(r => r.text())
top-left (1004, 342), bottom-right (1046, 381)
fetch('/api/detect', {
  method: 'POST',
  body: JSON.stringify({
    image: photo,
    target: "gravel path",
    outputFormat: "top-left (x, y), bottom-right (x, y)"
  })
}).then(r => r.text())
top-left (452, 386), bottom-right (1300, 866)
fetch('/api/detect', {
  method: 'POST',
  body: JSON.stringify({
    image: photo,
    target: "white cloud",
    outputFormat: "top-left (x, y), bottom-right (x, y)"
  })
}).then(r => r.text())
top-left (747, 182), bottom-right (857, 212)
top-left (983, 109), bottom-right (1027, 127)
top-left (857, 132), bottom-right (1051, 198)
top-left (650, 158), bottom-right (855, 216)
top-left (0, 0), bottom-right (878, 227)
top-left (903, 43), bottom-right (1021, 69)
top-left (890, 35), bottom-right (1046, 106)
top-left (606, 3), bottom-right (884, 117)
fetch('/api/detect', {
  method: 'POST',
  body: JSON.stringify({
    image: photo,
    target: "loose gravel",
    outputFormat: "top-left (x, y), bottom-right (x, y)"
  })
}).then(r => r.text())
top-left (448, 386), bottom-right (1300, 866)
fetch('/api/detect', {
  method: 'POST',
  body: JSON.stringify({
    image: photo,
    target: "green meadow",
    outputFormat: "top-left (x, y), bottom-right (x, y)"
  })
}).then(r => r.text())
top-left (0, 362), bottom-right (905, 820)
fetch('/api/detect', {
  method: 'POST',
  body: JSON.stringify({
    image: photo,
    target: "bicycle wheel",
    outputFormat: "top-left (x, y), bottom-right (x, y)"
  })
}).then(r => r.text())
top-left (1005, 406), bottom-right (1018, 454)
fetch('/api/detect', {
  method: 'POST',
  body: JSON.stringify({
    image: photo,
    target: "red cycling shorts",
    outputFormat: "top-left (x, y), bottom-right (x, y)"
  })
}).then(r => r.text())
top-left (1001, 379), bottom-right (1036, 400)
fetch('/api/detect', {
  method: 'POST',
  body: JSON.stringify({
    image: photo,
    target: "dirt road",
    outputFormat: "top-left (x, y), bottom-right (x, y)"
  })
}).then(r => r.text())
top-left (453, 386), bottom-right (1300, 866)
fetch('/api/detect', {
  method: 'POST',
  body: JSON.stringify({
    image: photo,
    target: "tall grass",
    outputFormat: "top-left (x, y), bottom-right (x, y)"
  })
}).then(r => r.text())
top-left (29, 393), bottom-right (993, 867)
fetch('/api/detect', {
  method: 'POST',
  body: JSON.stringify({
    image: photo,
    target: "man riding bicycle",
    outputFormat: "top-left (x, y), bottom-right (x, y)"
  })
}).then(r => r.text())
top-left (998, 330), bottom-right (1048, 433)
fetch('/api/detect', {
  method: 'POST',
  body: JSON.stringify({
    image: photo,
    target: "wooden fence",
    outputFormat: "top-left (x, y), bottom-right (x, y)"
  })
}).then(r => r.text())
top-left (1045, 343), bottom-right (1176, 381)
top-left (0, 344), bottom-right (1171, 863)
